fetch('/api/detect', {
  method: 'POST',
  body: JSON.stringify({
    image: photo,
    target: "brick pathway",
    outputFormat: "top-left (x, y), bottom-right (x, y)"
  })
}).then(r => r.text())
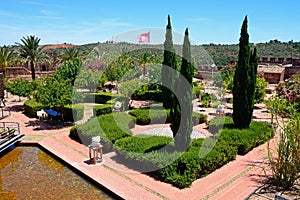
top-left (1, 96), bottom-right (274, 200)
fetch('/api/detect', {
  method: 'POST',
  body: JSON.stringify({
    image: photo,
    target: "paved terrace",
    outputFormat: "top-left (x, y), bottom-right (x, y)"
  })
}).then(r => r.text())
top-left (1, 97), bottom-right (274, 200)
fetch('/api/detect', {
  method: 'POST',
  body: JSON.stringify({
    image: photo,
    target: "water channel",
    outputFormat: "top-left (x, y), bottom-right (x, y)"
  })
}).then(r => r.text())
top-left (0, 146), bottom-right (117, 199)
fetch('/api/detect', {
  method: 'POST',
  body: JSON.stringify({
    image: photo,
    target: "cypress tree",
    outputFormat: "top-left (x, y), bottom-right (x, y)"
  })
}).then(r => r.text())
top-left (247, 47), bottom-right (258, 125)
top-left (172, 28), bottom-right (193, 151)
top-left (233, 16), bottom-right (258, 129)
top-left (162, 15), bottom-right (177, 109)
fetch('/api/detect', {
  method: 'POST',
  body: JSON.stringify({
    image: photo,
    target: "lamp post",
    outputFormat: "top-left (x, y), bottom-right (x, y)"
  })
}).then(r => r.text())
top-left (211, 64), bottom-right (216, 89)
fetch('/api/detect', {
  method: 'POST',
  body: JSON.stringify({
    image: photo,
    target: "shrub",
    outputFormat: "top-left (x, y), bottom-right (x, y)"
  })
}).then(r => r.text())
top-left (201, 93), bottom-right (217, 102)
top-left (23, 99), bottom-right (45, 118)
top-left (192, 112), bottom-right (207, 125)
top-left (208, 116), bottom-right (234, 134)
top-left (115, 135), bottom-right (173, 153)
top-left (193, 85), bottom-right (205, 98)
top-left (218, 120), bottom-right (273, 155)
top-left (62, 104), bottom-right (84, 122)
top-left (85, 92), bottom-right (121, 104)
top-left (98, 115), bottom-right (272, 188)
top-left (70, 112), bottom-right (133, 150)
top-left (93, 104), bottom-right (113, 116)
top-left (132, 90), bottom-right (163, 102)
top-left (159, 138), bottom-right (237, 188)
top-left (128, 107), bottom-right (170, 125)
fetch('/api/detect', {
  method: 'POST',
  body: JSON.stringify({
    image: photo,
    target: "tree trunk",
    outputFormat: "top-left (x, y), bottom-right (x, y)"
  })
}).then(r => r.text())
top-left (30, 61), bottom-right (36, 80)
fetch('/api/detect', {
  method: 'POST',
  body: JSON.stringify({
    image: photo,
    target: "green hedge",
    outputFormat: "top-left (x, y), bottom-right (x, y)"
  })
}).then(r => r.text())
top-left (208, 116), bottom-right (234, 134)
top-left (115, 135), bottom-right (172, 153)
top-left (217, 120), bottom-right (274, 155)
top-left (128, 107), bottom-right (170, 125)
top-left (192, 112), bottom-right (207, 125)
top-left (23, 99), bottom-right (45, 118)
top-left (93, 104), bottom-right (113, 116)
top-left (129, 106), bottom-right (207, 126)
top-left (69, 112), bottom-right (134, 150)
top-left (24, 99), bottom-right (84, 122)
top-left (62, 104), bottom-right (84, 122)
top-left (85, 92), bottom-right (121, 104)
top-left (132, 90), bottom-right (162, 102)
top-left (113, 116), bottom-right (273, 188)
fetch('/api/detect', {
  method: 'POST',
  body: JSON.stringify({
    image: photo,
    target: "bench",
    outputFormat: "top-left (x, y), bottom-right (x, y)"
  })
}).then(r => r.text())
top-left (45, 109), bottom-right (61, 121)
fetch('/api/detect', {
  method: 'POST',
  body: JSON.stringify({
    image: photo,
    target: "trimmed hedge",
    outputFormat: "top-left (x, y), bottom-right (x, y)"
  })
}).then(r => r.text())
top-left (85, 92), bottom-right (121, 104)
top-left (23, 99), bottom-right (45, 118)
top-left (217, 119), bottom-right (274, 155)
top-left (62, 104), bottom-right (84, 122)
top-left (128, 107), bottom-right (170, 125)
top-left (208, 116), bottom-right (234, 134)
top-left (24, 99), bottom-right (84, 122)
top-left (93, 104), bottom-right (113, 116)
top-left (69, 112), bottom-right (134, 150)
top-left (113, 116), bottom-right (273, 188)
top-left (129, 106), bottom-right (207, 126)
top-left (192, 112), bottom-right (207, 125)
top-left (132, 90), bottom-right (162, 102)
top-left (115, 135), bottom-right (172, 153)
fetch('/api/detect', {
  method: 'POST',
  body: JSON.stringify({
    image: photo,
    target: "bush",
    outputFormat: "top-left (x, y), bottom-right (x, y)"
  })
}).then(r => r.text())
top-left (208, 116), bottom-right (234, 134)
top-left (23, 99), bottom-right (45, 118)
top-left (62, 104), bottom-right (84, 122)
top-left (85, 92), bottom-right (121, 104)
top-left (81, 113), bottom-right (272, 188)
top-left (217, 120), bottom-right (273, 155)
top-left (192, 112), bottom-right (207, 125)
top-left (193, 86), bottom-right (205, 98)
top-left (132, 90), bottom-right (163, 102)
top-left (70, 112), bottom-right (134, 150)
top-left (93, 104), bottom-right (113, 116)
top-left (128, 107), bottom-right (170, 125)
top-left (201, 93), bottom-right (217, 102)
top-left (115, 135), bottom-right (173, 153)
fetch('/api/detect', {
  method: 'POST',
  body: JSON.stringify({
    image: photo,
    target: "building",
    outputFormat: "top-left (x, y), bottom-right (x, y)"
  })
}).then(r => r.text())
top-left (257, 65), bottom-right (285, 84)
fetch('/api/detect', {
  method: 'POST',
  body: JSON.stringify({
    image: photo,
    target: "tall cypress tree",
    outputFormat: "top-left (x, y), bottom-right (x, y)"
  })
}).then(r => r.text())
top-left (233, 16), bottom-right (258, 129)
top-left (162, 15), bottom-right (177, 109)
top-left (172, 28), bottom-right (193, 151)
top-left (247, 47), bottom-right (258, 125)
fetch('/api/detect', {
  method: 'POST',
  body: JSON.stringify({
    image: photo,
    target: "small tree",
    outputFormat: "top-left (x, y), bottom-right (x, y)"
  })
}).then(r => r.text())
top-left (6, 78), bottom-right (35, 101)
top-left (75, 69), bottom-right (105, 92)
top-left (54, 60), bottom-right (82, 85)
top-left (33, 77), bottom-right (73, 109)
top-left (254, 77), bottom-right (268, 103)
top-left (0, 47), bottom-right (15, 72)
top-left (118, 78), bottom-right (142, 110)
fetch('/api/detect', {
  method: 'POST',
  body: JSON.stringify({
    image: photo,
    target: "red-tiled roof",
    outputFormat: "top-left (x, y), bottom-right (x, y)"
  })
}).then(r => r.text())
top-left (42, 43), bottom-right (78, 50)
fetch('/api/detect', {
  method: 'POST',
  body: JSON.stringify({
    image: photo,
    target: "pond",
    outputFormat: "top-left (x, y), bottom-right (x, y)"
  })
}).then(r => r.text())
top-left (0, 146), bottom-right (116, 199)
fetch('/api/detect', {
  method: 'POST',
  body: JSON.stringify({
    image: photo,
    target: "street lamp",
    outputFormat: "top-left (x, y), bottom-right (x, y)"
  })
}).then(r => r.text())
top-left (211, 64), bottom-right (216, 88)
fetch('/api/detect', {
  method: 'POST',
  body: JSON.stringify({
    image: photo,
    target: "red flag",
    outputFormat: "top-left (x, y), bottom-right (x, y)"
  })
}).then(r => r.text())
top-left (138, 32), bottom-right (150, 43)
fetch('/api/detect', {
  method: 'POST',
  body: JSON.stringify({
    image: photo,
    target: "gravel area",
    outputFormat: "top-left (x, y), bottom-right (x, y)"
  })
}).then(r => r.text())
top-left (140, 127), bottom-right (206, 139)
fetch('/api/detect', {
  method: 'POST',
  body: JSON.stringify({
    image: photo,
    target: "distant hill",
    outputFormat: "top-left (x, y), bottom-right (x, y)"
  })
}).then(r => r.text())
top-left (73, 41), bottom-right (300, 67)
top-left (10, 40), bottom-right (300, 67)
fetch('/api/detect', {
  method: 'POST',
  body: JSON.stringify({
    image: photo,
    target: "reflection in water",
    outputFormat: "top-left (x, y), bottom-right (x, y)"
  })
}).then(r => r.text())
top-left (0, 147), bottom-right (114, 200)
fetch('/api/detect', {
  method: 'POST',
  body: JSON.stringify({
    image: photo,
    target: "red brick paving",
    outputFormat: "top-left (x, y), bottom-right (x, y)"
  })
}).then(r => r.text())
top-left (2, 96), bottom-right (274, 200)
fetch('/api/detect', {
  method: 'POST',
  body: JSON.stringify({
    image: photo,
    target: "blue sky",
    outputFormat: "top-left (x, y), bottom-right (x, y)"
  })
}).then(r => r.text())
top-left (0, 0), bottom-right (299, 45)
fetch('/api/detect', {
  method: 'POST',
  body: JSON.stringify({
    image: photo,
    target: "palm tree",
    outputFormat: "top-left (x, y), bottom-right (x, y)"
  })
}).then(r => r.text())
top-left (59, 47), bottom-right (80, 63)
top-left (17, 35), bottom-right (48, 80)
top-left (0, 47), bottom-right (16, 72)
